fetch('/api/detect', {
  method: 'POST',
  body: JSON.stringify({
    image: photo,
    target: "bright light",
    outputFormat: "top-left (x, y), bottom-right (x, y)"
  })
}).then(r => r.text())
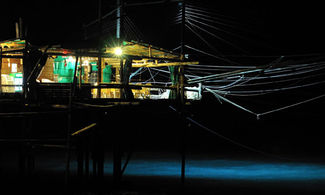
top-left (68, 56), bottom-right (75, 62)
top-left (82, 60), bottom-right (89, 66)
top-left (114, 47), bottom-right (123, 56)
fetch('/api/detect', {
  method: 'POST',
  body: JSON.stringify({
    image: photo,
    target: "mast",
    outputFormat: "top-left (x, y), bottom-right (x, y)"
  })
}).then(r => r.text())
top-left (113, 0), bottom-right (123, 186)
top-left (179, 0), bottom-right (186, 104)
top-left (180, 0), bottom-right (186, 186)
top-left (117, 0), bottom-right (129, 99)
top-left (180, 1), bottom-right (185, 58)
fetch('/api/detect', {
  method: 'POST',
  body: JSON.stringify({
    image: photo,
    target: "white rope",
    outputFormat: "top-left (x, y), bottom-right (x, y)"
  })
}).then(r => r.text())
top-left (258, 93), bottom-right (325, 118)
top-left (217, 80), bottom-right (325, 96)
top-left (206, 88), bottom-right (325, 120)
top-left (206, 88), bottom-right (258, 117)
top-left (169, 105), bottom-right (294, 161)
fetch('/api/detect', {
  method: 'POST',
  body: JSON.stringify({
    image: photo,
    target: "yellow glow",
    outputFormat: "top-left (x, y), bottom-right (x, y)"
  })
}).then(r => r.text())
top-left (114, 47), bottom-right (123, 56)
top-left (83, 60), bottom-right (89, 66)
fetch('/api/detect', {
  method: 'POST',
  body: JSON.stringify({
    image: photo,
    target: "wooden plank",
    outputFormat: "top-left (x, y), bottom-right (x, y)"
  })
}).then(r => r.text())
top-left (71, 123), bottom-right (97, 136)
top-left (1, 49), bottom-right (25, 54)
top-left (0, 55), bottom-right (23, 59)
top-left (132, 61), bottom-right (199, 68)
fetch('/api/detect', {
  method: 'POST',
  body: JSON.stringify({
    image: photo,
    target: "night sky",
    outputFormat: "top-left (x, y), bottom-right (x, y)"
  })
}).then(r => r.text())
top-left (1, 1), bottom-right (325, 56)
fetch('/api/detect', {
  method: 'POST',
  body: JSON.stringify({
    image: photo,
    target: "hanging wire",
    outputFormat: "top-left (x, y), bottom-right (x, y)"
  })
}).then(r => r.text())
top-left (125, 16), bottom-right (145, 41)
top-left (205, 87), bottom-right (325, 120)
top-left (188, 64), bottom-right (257, 69)
top-left (186, 11), bottom-right (237, 29)
top-left (185, 23), bottom-right (223, 55)
top-left (215, 80), bottom-right (325, 97)
top-left (186, 18), bottom-right (248, 53)
top-left (185, 45), bottom-right (240, 65)
top-left (186, 3), bottom-right (239, 21)
top-left (172, 45), bottom-right (181, 51)
top-left (147, 67), bottom-right (157, 83)
top-left (169, 105), bottom-right (295, 161)
top-left (186, 14), bottom-right (251, 45)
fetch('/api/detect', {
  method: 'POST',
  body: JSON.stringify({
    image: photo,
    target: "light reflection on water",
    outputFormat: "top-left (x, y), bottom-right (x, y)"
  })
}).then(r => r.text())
top-left (120, 159), bottom-right (325, 181)
top-left (27, 153), bottom-right (325, 182)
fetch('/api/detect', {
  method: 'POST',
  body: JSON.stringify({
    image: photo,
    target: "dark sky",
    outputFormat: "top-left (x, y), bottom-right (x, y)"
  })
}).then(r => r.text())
top-left (1, 1), bottom-right (325, 56)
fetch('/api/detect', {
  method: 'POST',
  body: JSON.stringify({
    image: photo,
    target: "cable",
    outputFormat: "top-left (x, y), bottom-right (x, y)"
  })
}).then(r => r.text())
top-left (206, 88), bottom-right (258, 116)
top-left (186, 3), bottom-right (238, 21)
top-left (125, 16), bottom-right (145, 40)
top-left (188, 64), bottom-right (257, 69)
top-left (172, 45), bottom-right (181, 51)
top-left (186, 11), bottom-right (236, 29)
top-left (257, 94), bottom-right (325, 118)
top-left (186, 18), bottom-right (247, 53)
top-left (188, 62), bottom-right (325, 85)
top-left (185, 23), bottom-right (223, 56)
top-left (203, 71), bottom-right (325, 89)
top-left (217, 80), bottom-right (325, 97)
top-left (206, 87), bottom-right (325, 120)
top-left (188, 67), bottom-right (263, 84)
top-left (168, 105), bottom-right (294, 161)
top-left (185, 45), bottom-right (239, 65)
top-left (129, 67), bottom-right (144, 80)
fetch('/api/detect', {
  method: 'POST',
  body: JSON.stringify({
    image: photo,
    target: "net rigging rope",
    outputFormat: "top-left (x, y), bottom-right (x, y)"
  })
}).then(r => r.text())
top-left (168, 106), bottom-right (295, 162)
top-left (206, 88), bottom-right (325, 120)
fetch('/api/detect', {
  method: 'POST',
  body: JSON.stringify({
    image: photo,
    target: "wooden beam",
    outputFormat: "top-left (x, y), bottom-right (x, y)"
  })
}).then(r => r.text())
top-left (71, 123), bottom-right (97, 136)
top-left (132, 61), bottom-right (199, 68)
top-left (72, 56), bottom-right (79, 97)
top-left (125, 0), bottom-right (182, 7)
top-left (0, 47), bottom-right (2, 94)
top-left (1, 49), bottom-right (25, 54)
top-left (0, 55), bottom-right (23, 59)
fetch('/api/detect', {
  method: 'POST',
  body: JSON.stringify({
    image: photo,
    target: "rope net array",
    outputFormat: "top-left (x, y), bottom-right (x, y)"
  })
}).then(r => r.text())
top-left (84, 1), bottom-right (325, 118)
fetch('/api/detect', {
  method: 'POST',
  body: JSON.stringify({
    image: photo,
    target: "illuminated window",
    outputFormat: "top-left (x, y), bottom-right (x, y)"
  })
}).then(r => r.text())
top-left (11, 63), bottom-right (17, 73)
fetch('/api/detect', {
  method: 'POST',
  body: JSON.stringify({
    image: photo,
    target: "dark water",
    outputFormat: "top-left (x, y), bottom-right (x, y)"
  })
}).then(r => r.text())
top-left (1, 99), bottom-right (325, 194)
top-left (1, 150), bottom-right (325, 194)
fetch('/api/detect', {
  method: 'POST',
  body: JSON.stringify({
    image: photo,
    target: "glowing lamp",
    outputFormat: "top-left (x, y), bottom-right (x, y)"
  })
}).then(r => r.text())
top-left (114, 47), bottom-right (123, 56)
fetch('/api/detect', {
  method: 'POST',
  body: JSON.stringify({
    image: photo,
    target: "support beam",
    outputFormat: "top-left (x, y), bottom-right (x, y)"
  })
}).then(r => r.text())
top-left (131, 61), bottom-right (199, 68)
top-left (97, 0), bottom-right (103, 98)
top-left (180, 0), bottom-right (186, 186)
top-left (97, 55), bottom-right (102, 98)
top-left (72, 56), bottom-right (79, 97)
top-left (113, 0), bottom-right (124, 186)
top-left (65, 56), bottom-right (79, 185)
top-left (22, 45), bottom-right (29, 101)
top-left (125, 0), bottom-right (182, 7)
top-left (120, 58), bottom-right (134, 100)
top-left (71, 123), bottom-right (97, 136)
top-left (0, 48), bottom-right (2, 94)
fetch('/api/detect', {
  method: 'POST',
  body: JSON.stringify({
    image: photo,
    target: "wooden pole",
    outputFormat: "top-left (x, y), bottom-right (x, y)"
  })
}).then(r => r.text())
top-left (72, 56), bottom-right (79, 96)
top-left (77, 137), bottom-right (84, 179)
top-left (115, 0), bottom-right (125, 174)
top-left (113, 128), bottom-right (122, 186)
top-left (85, 136), bottom-right (90, 180)
top-left (19, 17), bottom-right (23, 39)
top-left (97, 0), bottom-right (103, 98)
top-left (0, 47), bottom-right (2, 94)
top-left (117, 0), bottom-right (125, 99)
top-left (180, 0), bottom-right (186, 186)
top-left (65, 56), bottom-right (79, 185)
top-left (22, 42), bottom-right (29, 101)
